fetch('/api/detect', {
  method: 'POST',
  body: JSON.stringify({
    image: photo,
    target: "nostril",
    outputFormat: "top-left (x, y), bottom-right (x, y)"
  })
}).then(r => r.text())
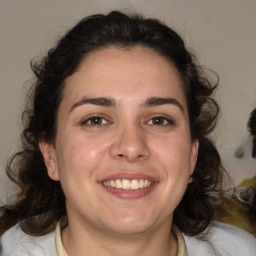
top-left (115, 153), bottom-right (145, 160)
top-left (110, 138), bottom-right (151, 162)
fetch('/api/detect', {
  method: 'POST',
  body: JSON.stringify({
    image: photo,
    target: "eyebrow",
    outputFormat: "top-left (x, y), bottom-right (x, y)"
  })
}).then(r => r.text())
top-left (69, 97), bottom-right (116, 113)
top-left (69, 96), bottom-right (184, 113)
top-left (142, 97), bottom-right (184, 113)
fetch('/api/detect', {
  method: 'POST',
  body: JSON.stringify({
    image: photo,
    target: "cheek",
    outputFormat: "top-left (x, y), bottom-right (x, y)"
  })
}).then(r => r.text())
top-left (154, 135), bottom-right (191, 163)
top-left (54, 134), bottom-right (105, 203)
top-left (151, 132), bottom-right (194, 180)
top-left (55, 132), bottom-right (109, 178)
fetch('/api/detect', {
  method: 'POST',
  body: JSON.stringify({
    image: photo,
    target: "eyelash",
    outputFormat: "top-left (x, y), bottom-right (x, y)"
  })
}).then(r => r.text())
top-left (80, 115), bottom-right (110, 126)
top-left (146, 116), bottom-right (175, 126)
top-left (80, 115), bottom-right (174, 127)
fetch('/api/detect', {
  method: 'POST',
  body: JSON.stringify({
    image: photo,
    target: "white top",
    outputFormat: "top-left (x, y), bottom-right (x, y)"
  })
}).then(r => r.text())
top-left (0, 223), bottom-right (57, 256)
top-left (184, 222), bottom-right (256, 256)
top-left (1, 221), bottom-right (256, 256)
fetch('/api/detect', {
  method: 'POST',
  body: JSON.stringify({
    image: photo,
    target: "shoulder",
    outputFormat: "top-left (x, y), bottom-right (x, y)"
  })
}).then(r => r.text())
top-left (0, 223), bottom-right (57, 256)
top-left (183, 221), bottom-right (256, 256)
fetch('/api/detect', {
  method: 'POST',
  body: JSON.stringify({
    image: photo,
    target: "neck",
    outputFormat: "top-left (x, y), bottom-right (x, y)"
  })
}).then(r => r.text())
top-left (61, 217), bottom-right (177, 256)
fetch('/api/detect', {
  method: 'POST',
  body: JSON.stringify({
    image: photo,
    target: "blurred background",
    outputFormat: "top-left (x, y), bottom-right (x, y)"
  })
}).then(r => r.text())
top-left (0, 0), bottom-right (255, 203)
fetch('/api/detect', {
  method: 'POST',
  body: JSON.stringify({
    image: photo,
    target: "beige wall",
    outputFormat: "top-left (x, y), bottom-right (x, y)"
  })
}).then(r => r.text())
top-left (0, 0), bottom-right (255, 193)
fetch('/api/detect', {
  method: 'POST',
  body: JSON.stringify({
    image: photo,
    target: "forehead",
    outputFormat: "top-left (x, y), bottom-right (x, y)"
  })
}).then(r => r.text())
top-left (61, 45), bottom-right (187, 110)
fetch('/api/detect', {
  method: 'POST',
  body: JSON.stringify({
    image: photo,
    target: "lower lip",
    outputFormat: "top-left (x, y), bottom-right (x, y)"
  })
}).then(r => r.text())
top-left (100, 184), bottom-right (157, 199)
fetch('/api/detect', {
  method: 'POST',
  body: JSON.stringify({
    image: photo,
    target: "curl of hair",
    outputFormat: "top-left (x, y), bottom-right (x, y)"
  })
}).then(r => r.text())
top-left (249, 191), bottom-right (256, 223)
top-left (248, 108), bottom-right (256, 137)
top-left (0, 11), bottom-right (226, 237)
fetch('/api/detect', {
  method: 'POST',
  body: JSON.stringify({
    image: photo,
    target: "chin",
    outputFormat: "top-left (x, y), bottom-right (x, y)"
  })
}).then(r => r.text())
top-left (107, 222), bottom-right (151, 236)
top-left (101, 211), bottom-right (158, 236)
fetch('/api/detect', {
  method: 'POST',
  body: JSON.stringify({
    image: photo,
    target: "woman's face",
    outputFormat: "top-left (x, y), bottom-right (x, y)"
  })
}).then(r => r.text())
top-left (40, 46), bottom-right (198, 236)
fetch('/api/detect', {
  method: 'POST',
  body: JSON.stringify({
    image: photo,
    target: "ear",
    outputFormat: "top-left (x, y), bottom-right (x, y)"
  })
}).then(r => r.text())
top-left (39, 140), bottom-right (59, 181)
top-left (190, 138), bottom-right (199, 175)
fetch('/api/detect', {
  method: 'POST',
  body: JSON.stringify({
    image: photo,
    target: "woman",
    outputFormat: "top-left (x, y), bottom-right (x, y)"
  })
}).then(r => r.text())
top-left (0, 11), bottom-right (255, 256)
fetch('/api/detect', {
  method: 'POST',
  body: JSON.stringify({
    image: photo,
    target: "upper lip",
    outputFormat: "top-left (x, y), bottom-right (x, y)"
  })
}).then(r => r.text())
top-left (98, 172), bottom-right (157, 183)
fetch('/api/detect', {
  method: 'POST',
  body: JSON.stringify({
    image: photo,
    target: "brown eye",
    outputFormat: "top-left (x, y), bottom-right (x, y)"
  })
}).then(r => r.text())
top-left (81, 116), bottom-right (108, 126)
top-left (152, 117), bottom-right (166, 125)
top-left (89, 117), bottom-right (103, 125)
top-left (147, 116), bottom-right (174, 126)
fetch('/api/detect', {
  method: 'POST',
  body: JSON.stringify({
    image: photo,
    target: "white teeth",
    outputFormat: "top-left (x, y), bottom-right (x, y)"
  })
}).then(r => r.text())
top-left (130, 179), bottom-right (139, 190)
top-left (122, 179), bottom-right (130, 190)
top-left (115, 179), bottom-right (122, 188)
top-left (139, 179), bottom-right (144, 188)
top-left (102, 179), bottom-right (153, 190)
top-left (110, 180), bottom-right (115, 188)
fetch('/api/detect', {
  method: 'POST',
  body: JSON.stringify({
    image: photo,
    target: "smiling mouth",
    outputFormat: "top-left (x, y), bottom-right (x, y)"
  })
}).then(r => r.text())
top-left (103, 179), bottom-right (153, 190)
top-left (99, 173), bottom-right (157, 199)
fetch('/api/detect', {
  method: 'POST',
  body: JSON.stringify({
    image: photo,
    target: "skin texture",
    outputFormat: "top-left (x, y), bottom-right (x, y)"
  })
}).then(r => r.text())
top-left (40, 46), bottom-right (199, 256)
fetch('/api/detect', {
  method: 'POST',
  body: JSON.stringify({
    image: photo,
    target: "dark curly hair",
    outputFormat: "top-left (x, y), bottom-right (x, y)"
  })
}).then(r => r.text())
top-left (248, 109), bottom-right (256, 217)
top-left (0, 11), bottom-right (226, 237)
top-left (248, 108), bottom-right (256, 158)
top-left (248, 108), bottom-right (256, 137)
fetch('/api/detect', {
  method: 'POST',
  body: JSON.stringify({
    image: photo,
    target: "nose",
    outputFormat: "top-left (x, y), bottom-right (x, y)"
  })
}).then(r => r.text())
top-left (110, 124), bottom-right (150, 162)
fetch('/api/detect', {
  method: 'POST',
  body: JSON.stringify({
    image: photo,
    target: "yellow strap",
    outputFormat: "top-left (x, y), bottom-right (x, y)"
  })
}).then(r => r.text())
top-left (172, 225), bottom-right (188, 256)
top-left (55, 221), bottom-right (68, 256)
